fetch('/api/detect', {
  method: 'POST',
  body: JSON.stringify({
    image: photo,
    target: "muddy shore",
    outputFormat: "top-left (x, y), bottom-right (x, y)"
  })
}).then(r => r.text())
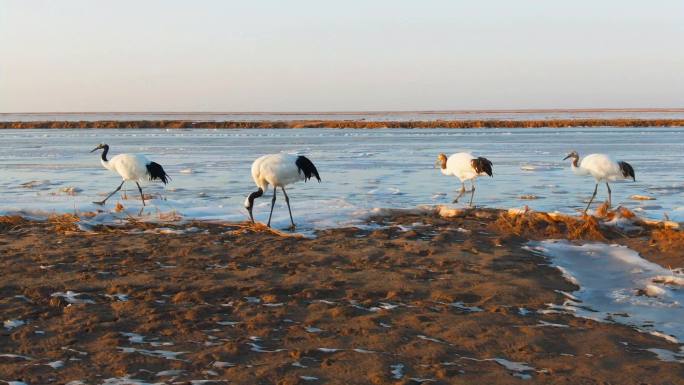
top-left (2, 118), bottom-right (684, 129)
top-left (1, 208), bottom-right (682, 384)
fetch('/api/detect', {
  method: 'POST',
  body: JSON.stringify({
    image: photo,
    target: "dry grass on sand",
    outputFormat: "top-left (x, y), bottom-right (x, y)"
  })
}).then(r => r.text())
top-left (0, 208), bottom-right (682, 384)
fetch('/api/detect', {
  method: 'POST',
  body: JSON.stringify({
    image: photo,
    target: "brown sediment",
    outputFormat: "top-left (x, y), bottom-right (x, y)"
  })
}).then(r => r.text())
top-left (0, 209), bottom-right (682, 384)
top-left (2, 118), bottom-right (684, 129)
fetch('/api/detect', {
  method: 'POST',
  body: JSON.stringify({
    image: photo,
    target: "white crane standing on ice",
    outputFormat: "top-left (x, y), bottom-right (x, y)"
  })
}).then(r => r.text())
top-left (436, 152), bottom-right (493, 206)
top-left (563, 150), bottom-right (635, 213)
top-left (245, 153), bottom-right (321, 229)
top-left (90, 143), bottom-right (170, 207)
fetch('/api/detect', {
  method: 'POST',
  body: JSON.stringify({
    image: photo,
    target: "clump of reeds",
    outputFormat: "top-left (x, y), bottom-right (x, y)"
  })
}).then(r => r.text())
top-left (649, 226), bottom-right (684, 252)
top-left (225, 221), bottom-right (304, 238)
top-left (566, 214), bottom-right (607, 240)
top-left (114, 202), bottom-right (125, 212)
top-left (47, 213), bottom-right (81, 234)
top-left (156, 210), bottom-right (181, 221)
top-left (593, 202), bottom-right (610, 218)
top-left (616, 206), bottom-right (636, 219)
top-left (493, 211), bottom-right (606, 241)
top-left (0, 215), bottom-right (28, 233)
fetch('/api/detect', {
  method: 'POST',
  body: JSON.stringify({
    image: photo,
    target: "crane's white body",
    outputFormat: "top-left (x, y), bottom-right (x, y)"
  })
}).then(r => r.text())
top-left (437, 152), bottom-right (492, 206)
top-left (565, 151), bottom-right (634, 213)
top-left (101, 154), bottom-right (152, 181)
top-left (571, 153), bottom-right (628, 182)
top-left (250, 153), bottom-right (306, 191)
top-left (440, 152), bottom-right (487, 182)
top-left (91, 143), bottom-right (170, 208)
top-left (245, 153), bottom-right (321, 229)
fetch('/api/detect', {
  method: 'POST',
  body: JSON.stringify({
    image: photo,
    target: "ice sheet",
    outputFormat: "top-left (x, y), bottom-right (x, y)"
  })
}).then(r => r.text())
top-left (527, 241), bottom-right (684, 343)
top-left (1, 128), bottom-right (683, 232)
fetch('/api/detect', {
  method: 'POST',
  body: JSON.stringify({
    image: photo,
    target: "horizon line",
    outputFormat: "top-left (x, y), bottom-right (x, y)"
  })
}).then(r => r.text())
top-left (2, 107), bottom-right (684, 116)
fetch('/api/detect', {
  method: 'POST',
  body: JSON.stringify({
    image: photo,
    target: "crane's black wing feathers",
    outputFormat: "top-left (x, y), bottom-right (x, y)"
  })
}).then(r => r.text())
top-left (295, 156), bottom-right (321, 182)
top-left (146, 162), bottom-right (170, 184)
top-left (471, 157), bottom-right (493, 177)
top-left (618, 161), bottom-right (635, 181)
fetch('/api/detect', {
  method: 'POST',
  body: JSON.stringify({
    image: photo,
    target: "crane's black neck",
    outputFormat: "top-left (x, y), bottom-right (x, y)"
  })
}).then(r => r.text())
top-left (571, 156), bottom-right (579, 168)
top-left (101, 145), bottom-right (110, 162)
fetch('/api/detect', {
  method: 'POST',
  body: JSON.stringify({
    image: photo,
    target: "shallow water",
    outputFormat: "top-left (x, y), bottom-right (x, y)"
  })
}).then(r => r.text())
top-left (1, 127), bottom-right (684, 231)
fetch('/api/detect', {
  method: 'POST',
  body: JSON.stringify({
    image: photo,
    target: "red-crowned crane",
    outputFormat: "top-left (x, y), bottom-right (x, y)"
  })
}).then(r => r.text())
top-left (245, 154), bottom-right (320, 229)
top-left (90, 143), bottom-right (170, 207)
top-left (563, 150), bottom-right (635, 213)
top-left (436, 152), bottom-right (493, 206)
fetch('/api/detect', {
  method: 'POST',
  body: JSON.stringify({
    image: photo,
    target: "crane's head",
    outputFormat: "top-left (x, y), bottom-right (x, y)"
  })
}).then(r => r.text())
top-left (90, 143), bottom-right (108, 153)
top-left (244, 188), bottom-right (264, 223)
top-left (563, 150), bottom-right (579, 161)
top-left (435, 153), bottom-right (447, 169)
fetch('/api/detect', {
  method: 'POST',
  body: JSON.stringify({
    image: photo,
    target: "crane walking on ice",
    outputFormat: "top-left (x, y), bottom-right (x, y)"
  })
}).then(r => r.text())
top-left (563, 150), bottom-right (635, 213)
top-left (245, 154), bottom-right (321, 229)
top-left (90, 143), bottom-right (170, 207)
top-left (436, 152), bottom-right (493, 206)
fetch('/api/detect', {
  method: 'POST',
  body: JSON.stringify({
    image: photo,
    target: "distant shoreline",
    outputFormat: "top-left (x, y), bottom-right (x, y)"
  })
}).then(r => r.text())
top-left (1, 118), bottom-right (684, 129)
top-left (3, 108), bottom-right (684, 115)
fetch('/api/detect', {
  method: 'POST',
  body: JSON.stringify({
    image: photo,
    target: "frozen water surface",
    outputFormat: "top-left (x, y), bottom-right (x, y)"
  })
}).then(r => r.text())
top-left (528, 241), bottom-right (684, 344)
top-left (1, 127), bottom-right (683, 232)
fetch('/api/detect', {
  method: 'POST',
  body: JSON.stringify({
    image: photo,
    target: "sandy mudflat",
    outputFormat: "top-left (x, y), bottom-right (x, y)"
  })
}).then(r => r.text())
top-left (1, 208), bottom-right (682, 384)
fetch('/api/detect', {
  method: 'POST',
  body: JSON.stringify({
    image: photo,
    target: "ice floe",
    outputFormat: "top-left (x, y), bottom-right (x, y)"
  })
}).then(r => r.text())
top-left (390, 363), bottom-right (405, 379)
top-left (46, 360), bottom-right (64, 369)
top-left (448, 302), bottom-right (483, 312)
top-left (101, 377), bottom-right (165, 385)
top-left (51, 291), bottom-right (96, 305)
top-left (645, 347), bottom-right (684, 363)
top-left (3, 320), bottom-right (25, 330)
top-left (117, 347), bottom-right (187, 361)
top-left (248, 342), bottom-right (285, 353)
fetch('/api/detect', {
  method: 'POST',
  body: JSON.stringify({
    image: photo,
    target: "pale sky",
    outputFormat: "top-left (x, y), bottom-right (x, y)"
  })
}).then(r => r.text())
top-left (1, 0), bottom-right (683, 112)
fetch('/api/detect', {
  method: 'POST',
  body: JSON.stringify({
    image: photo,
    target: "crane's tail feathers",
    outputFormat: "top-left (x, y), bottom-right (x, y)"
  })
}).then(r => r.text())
top-left (146, 162), bottom-right (170, 184)
top-left (295, 156), bottom-right (321, 182)
top-left (618, 161), bottom-right (635, 181)
top-left (471, 157), bottom-right (493, 177)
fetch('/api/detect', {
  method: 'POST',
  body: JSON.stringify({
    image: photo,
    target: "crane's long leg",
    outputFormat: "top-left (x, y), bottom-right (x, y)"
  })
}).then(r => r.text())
top-left (468, 181), bottom-right (476, 207)
top-left (281, 187), bottom-right (295, 230)
top-left (135, 182), bottom-right (146, 206)
top-left (453, 182), bottom-right (466, 203)
top-left (266, 186), bottom-right (277, 227)
top-left (94, 180), bottom-right (126, 206)
top-left (584, 183), bottom-right (599, 213)
top-left (606, 183), bottom-right (612, 207)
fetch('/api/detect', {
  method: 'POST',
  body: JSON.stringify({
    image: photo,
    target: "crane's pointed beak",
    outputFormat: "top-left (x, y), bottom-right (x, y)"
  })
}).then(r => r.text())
top-left (90, 147), bottom-right (100, 153)
top-left (246, 203), bottom-right (255, 223)
top-left (244, 195), bottom-right (255, 223)
top-left (562, 154), bottom-right (571, 160)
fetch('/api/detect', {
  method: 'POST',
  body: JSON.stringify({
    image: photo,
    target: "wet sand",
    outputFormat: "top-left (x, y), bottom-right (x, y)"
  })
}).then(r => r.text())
top-left (1, 208), bottom-right (682, 384)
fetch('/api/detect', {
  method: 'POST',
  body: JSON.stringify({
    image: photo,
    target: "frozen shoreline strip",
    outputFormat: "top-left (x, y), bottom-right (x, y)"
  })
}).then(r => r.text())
top-left (528, 241), bottom-right (684, 345)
